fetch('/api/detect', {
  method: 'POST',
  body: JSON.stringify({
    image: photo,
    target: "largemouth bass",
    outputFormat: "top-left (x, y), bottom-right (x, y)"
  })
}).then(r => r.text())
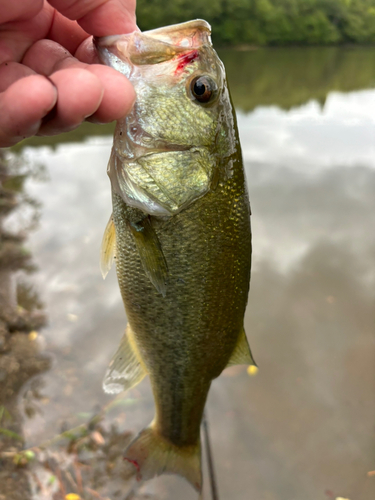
top-left (96, 19), bottom-right (254, 492)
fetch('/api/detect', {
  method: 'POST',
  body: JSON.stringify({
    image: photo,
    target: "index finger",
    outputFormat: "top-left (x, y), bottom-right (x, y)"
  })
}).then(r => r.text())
top-left (48, 0), bottom-right (137, 37)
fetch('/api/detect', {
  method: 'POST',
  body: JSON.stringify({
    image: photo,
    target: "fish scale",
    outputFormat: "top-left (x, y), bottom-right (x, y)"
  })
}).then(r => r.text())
top-left (112, 152), bottom-right (250, 446)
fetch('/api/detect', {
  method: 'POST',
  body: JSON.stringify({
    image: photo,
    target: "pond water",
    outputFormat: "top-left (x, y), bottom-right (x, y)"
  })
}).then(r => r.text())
top-left (1, 46), bottom-right (375, 500)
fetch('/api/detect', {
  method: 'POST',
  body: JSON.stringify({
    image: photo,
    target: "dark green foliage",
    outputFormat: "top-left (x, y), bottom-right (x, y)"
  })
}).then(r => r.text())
top-left (136, 0), bottom-right (375, 46)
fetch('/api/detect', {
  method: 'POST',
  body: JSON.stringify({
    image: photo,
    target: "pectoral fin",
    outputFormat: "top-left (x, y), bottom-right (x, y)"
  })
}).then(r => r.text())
top-left (129, 217), bottom-right (168, 297)
top-left (103, 324), bottom-right (147, 394)
top-left (226, 328), bottom-right (257, 368)
top-left (100, 215), bottom-right (116, 279)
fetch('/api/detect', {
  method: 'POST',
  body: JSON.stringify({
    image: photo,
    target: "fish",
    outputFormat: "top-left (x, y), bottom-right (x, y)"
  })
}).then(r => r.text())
top-left (95, 19), bottom-right (254, 492)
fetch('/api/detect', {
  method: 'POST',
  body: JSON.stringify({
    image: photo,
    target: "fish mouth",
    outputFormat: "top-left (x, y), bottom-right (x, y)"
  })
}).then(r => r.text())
top-left (132, 19), bottom-right (211, 43)
top-left (94, 19), bottom-right (212, 68)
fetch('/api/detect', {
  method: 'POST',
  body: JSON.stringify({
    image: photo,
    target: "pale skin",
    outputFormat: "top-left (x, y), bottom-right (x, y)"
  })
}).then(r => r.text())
top-left (0, 0), bottom-right (137, 147)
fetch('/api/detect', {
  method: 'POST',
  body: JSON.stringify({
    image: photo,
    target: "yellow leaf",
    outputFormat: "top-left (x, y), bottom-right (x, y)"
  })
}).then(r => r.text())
top-left (65, 494), bottom-right (81, 500)
top-left (91, 431), bottom-right (105, 445)
top-left (247, 365), bottom-right (259, 376)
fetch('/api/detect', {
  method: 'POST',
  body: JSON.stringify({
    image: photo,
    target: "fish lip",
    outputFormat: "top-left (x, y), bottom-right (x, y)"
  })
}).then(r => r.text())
top-left (93, 34), bottom-right (124, 50)
top-left (133, 19), bottom-right (211, 40)
top-left (94, 19), bottom-right (211, 47)
top-left (94, 19), bottom-right (212, 66)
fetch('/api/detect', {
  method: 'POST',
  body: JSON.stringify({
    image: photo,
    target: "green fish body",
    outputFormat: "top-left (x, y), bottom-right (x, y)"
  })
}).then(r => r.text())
top-left (96, 20), bottom-right (254, 492)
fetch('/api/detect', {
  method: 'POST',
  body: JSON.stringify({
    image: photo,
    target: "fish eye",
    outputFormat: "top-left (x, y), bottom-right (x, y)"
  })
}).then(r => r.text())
top-left (190, 76), bottom-right (217, 104)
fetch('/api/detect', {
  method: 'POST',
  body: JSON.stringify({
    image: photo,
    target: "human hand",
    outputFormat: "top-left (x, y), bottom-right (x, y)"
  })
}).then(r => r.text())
top-left (0, 0), bottom-right (137, 147)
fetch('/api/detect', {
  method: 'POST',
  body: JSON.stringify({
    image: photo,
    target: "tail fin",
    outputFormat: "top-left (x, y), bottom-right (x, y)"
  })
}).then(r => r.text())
top-left (124, 425), bottom-right (202, 492)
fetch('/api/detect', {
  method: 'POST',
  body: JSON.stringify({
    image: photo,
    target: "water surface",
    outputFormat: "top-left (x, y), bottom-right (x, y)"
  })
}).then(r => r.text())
top-left (2, 47), bottom-right (375, 500)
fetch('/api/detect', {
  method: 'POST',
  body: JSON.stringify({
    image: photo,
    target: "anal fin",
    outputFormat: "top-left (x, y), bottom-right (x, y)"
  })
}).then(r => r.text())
top-left (100, 215), bottom-right (116, 279)
top-left (103, 324), bottom-right (147, 394)
top-left (129, 217), bottom-right (168, 297)
top-left (226, 328), bottom-right (257, 368)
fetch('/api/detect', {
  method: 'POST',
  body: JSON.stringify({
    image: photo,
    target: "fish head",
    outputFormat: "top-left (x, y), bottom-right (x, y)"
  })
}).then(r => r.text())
top-left (96, 20), bottom-right (237, 216)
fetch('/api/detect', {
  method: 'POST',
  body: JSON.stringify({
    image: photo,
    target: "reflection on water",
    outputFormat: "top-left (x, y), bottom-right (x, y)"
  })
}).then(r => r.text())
top-left (221, 46), bottom-right (375, 111)
top-left (13, 46), bottom-right (375, 151)
top-left (2, 47), bottom-right (375, 499)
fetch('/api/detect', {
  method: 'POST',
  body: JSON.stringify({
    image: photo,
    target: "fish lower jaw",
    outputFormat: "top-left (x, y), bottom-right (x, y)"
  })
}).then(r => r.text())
top-left (118, 142), bottom-right (193, 161)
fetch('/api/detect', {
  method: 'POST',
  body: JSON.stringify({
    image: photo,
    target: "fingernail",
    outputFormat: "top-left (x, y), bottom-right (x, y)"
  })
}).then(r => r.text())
top-left (85, 115), bottom-right (109, 125)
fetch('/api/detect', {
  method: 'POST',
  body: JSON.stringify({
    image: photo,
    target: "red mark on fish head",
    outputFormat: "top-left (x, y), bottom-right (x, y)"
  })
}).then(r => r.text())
top-left (174, 50), bottom-right (199, 75)
top-left (124, 457), bottom-right (142, 481)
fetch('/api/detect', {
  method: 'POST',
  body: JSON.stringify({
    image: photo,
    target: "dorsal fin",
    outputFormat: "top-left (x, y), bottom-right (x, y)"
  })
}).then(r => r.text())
top-left (100, 215), bottom-right (116, 279)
